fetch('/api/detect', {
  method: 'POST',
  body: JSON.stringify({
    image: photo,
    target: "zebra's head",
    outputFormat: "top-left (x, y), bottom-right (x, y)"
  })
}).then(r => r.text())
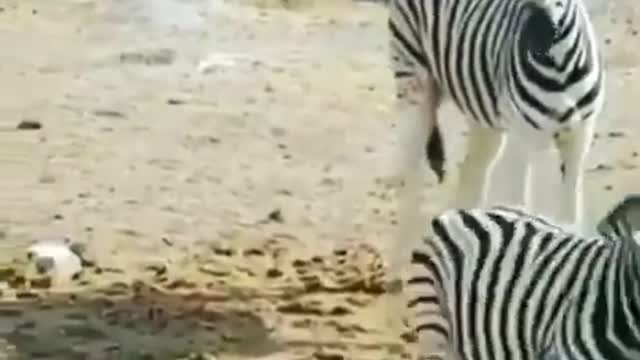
top-left (597, 194), bottom-right (640, 245)
top-left (521, 0), bottom-right (573, 55)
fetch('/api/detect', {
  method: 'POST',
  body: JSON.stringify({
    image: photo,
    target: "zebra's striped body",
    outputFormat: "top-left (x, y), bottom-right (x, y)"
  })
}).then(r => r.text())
top-left (390, 0), bottom-right (603, 133)
top-left (384, 0), bottom-right (605, 281)
top-left (407, 200), bottom-right (640, 360)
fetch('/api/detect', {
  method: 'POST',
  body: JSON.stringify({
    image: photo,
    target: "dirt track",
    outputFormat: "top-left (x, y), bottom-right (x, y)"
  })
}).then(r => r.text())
top-left (0, 0), bottom-right (638, 358)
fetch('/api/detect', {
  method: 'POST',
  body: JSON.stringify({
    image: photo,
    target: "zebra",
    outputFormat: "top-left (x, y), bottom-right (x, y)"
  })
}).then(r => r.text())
top-left (381, 0), bottom-right (606, 281)
top-left (404, 194), bottom-right (640, 360)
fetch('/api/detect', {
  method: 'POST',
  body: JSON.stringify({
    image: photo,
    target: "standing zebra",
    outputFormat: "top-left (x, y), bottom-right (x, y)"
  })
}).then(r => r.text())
top-left (383, 0), bottom-right (606, 279)
top-left (405, 194), bottom-right (640, 360)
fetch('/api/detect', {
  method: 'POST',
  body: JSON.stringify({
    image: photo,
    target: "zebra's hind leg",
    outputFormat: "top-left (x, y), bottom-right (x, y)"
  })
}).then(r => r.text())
top-left (553, 119), bottom-right (596, 233)
top-left (452, 126), bottom-right (506, 209)
top-left (384, 75), bottom-right (441, 287)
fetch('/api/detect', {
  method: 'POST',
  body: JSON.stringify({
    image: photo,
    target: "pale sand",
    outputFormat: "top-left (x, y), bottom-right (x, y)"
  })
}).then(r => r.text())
top-left (0, 0), bottom-right (638, 358)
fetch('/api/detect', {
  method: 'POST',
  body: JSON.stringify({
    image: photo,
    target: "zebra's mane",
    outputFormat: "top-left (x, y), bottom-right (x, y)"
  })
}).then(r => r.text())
top-left (482, 204), bottom-right (602, 245)
top-left (486, 194), bottom-right (640, 246)
top-left (488, 205), bottom-right (567, 232)
top-left (597, 194), bottom-right (640, 245)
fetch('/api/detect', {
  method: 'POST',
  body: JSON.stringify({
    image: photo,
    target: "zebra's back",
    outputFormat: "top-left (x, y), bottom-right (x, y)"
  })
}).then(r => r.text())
top-left (408, 207), bottom-right (610, 359)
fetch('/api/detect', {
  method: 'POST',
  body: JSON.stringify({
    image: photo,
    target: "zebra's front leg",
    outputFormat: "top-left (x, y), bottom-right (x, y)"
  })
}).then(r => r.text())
top-left (553, 119), bottom-right (595, 233)
top-left (453, 126), bottom-right (506, 209)
top-left (386, 75), bottom-right (440, 287)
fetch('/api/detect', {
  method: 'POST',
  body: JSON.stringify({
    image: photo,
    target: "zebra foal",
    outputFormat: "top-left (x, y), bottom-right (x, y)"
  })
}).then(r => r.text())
top-left (383, 0), bottom-right (606, 278)
top-left (405, 194), bottom-right (640, 360)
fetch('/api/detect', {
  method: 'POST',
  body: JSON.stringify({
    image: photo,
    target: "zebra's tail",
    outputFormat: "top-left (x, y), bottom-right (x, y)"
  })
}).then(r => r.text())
top-left (426, 123), bottom-right (446, 183)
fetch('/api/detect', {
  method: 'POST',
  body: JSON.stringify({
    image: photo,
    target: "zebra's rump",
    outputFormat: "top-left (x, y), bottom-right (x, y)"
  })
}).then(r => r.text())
top-left (389, 0), bottom-right (604, 131)
top-left (407, 207), bottom-right (609, 359)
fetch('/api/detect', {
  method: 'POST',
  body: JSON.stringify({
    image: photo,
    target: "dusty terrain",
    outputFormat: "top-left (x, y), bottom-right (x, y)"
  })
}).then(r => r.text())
top-left (0, 0), bottom-right (638, 359)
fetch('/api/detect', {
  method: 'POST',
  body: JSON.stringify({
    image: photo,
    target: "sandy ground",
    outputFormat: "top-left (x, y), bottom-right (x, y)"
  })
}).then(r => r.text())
top-left (0, 0), bottom-right (638, 358)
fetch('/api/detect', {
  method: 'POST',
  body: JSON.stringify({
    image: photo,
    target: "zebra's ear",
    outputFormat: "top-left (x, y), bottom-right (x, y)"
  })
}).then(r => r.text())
top-left (596, 194), bottom-right (640, 239)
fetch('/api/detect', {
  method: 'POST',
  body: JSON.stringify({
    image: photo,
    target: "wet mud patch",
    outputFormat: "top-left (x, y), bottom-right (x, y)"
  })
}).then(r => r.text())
top-left (0, 283), bottom-right (279, 359)
top-left (0, 239), bottom-right (411, 359)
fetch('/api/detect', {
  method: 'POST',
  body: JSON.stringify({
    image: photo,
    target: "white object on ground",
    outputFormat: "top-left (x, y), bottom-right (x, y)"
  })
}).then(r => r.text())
top-left (27, 241), bottom-right (82, 284)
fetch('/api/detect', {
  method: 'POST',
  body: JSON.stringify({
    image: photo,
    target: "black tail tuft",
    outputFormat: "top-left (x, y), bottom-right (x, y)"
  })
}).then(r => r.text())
top-left (426, 124), bottom-right (445, 183)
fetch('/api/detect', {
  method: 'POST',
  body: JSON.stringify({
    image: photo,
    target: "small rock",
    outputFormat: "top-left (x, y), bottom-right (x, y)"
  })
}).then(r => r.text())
top-left (101, 267), bottom-right (124, 274)
top-left (267, 209), bottom-right (284, 223)
top-left (212, 246), bottom-right (235, 257)
top-left (291, 259), bottom-right (308, 268)
top-left (92, 109), bottom-right (125, 118)
top-left (8, 275), bottom-right (26, 288)
top-left (243, 248), bottom-right (265, 257)
top-left (333, 249), bottom-right (348, 257)
top-left (167, 98), bottom-right (185, 105)
top-left (30, 276), bottom-right (52, 289)
top-left (265, 268), bottom-right (283, 278)
top-left (16, 291), bottom-right (40, 300)
top-left (144, 263), bottom-right (167, 276)
top-left (276, 189), bottom-right (292, 196)
top-left (119, 48), bottom-right (175, 66)
top-left (312, 350), bottom-right (344, 360)
top-left (16, 120), bottom-right (42, 130)
top-left (117, 228), bottom-right (141, 237)
top-left (165, 278), bottom-right (198, 290)
top-left (328, 305), bottom-right (352, 316)
top-left (607, 131), bottom-right (625, 138)
top-left (277, 301), bottom-right (323, 316)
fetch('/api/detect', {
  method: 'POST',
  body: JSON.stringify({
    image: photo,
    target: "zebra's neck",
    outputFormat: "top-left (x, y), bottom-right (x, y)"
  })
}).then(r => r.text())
top-left (617, 242), bottom-right (640, 340)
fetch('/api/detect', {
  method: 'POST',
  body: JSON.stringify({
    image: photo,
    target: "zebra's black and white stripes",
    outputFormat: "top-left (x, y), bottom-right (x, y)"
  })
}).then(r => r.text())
top-left (383, 0), bottom-right (605, 278)
top-left (390, 0), bottom-right (603, 131)
top-left (406, 195), bottom-right (640, 360)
